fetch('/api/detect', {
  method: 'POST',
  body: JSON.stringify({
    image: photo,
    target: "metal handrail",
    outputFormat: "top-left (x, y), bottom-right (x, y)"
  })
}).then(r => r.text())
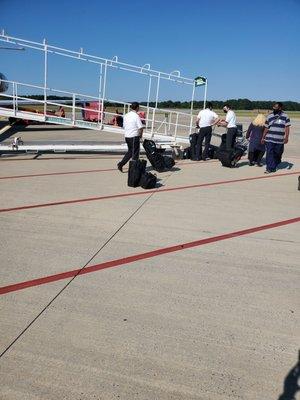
top-left (0, 32), bottom-right (197, 85)
top-left (0, 79), bottom-right (196, 135)
top-left (1, 79), bottom-right (196, 115)
top-left (0, 32), bottom-right (209, 134)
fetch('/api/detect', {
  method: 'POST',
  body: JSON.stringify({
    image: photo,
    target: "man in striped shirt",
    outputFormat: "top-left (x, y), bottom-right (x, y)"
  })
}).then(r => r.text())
top-left (261, 102), bottom-right (291, 173)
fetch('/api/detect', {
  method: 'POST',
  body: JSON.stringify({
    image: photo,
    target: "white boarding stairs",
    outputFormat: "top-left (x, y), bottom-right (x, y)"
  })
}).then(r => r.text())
top-left (0, 88), bottom-right (190, 154)
top-left (0, 31), bottom-right (204, 154)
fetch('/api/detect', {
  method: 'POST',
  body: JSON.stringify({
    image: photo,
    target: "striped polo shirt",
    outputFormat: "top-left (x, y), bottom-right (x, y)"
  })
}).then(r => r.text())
top-left (265, 111), bottom-right (291, 144)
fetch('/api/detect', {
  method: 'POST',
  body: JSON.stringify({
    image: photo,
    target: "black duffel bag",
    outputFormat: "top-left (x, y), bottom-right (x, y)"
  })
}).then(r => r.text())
top-left (189, 132), bottom-right (198, 160)
top-left (140, 172), bottom-right (157, 189)
top-left (207, 144), bottom-right (218, 159)
top-left (163, 155), bottom-right (175, 170)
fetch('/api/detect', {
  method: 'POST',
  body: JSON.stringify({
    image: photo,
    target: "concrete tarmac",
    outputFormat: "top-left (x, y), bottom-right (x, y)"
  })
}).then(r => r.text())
top-left (0, 118), bottom-right (299, 400)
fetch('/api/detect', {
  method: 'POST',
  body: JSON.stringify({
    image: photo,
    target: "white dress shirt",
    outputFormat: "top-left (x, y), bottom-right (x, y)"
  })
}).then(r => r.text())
top-left (225, 110), bottom-right (237, 128)
top-left (197, 108), bottom-right (218, 128)
top-left (123, 111), bottom-right (143, 138)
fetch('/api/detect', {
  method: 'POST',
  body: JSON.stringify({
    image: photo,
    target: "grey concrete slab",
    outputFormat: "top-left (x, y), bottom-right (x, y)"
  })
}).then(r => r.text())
top-left (0, 197), bottom-right (155, 286)
top-left (0, 156), bottom-right (121, 179)
top-left (0, 154), bottom-right (299, 209)
top-left (0, 281), bottom-right (72, 354)
top-left (0, 226), bottom-right (299, 399)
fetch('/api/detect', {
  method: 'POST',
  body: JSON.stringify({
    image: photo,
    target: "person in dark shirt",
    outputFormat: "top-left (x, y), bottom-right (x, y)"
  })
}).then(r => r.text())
top-left (56, 106), bottom-right (65, 118)
top-left (108, 109), bottom-right (123, 127)
top-left (246, 114), bottom-right (266, 166)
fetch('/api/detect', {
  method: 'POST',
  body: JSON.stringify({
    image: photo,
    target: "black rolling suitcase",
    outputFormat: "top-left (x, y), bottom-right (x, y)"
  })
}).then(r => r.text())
top-left (217, 146), bottom-right (245, 168)
top-left (233, 147), bottom-right (245, 163)
top-left (183, 147), bottom-right (191, 159)
top-left (235, 137), bottom-right (248, 156)
top-left (189, 132), bottom-right (198, 160)
top-left (219, 133), bottom-right (227, 151)
top-left (217, 149), bottom-right (236, 167)
top-left (127, 159), bottom-right (147, 187)
top-left (216, 134), bottom-right (233, 167)
top-left (207, 144), bottom-right (218, 159)
top-left (233, 137), bottom-right (248, 164)
top-left (216, 135), bottom-right (247, 168)
top-left (143, 139), bottom-right (166, 172)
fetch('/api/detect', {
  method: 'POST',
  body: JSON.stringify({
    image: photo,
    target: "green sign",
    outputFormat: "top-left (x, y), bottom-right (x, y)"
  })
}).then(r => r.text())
top-left (194, 76), bottom-right (207, 87)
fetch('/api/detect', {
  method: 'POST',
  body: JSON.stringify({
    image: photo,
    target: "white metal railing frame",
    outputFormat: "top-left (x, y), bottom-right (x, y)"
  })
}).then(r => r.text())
top-left (0, 78), bottom-right (197, 137)
top-left (0, 31), bottom-right (208, 134)
top-left (0, 31), bottom-right (195, 84)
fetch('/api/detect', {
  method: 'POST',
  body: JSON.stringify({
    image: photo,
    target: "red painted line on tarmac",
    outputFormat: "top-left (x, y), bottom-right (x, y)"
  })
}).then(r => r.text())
top-left (0, 157), bottom-right (37, 162)
top-left (0, 160), bottom-right (219, 180)
top-left (0, 171), bottom-right (299, 214)
top-left (0, 167), bottom-right (116, 180)
top-left (0, 156), bottom-right (120, 162)
top-left (0, 157), bottom-right (219, 163)
top-left (36, 156), bottom-right (122, 160)
top-left (0, 216), bottom-right (299, 295)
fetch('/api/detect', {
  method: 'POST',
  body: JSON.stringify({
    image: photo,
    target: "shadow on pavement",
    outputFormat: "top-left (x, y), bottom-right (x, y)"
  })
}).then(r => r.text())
top-left (0, 122), bottom-right (27, 143)
top-left (278, 351), bottom-right (300, 400)
top-left (277, 161), bottom-right (294, 170)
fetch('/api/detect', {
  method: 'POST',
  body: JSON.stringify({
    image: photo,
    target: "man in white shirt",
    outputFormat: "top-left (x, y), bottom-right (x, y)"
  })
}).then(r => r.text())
top-left (117, 102), bottom-right (145, 172)
top-left (195, 102), bottom-right (219, 160)
top-left (218, 104), bottom-right (238, 151)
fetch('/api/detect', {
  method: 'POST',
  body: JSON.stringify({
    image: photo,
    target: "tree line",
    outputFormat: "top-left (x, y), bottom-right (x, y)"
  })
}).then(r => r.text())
top-left (1, 95), bottom-right (299, 110)
top-left (141, 99), bottom-right (300, 111)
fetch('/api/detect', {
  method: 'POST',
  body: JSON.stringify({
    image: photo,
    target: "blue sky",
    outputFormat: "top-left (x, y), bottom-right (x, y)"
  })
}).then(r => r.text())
top-left (1, 0), bottom-right (300, 102)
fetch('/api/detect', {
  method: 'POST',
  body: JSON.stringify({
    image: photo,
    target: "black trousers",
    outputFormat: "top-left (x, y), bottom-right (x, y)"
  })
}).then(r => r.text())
top-left (226, 127), bottom-right (238, 151)
top-left (248, 149), bottom-right (265, 164)
top-left (196, 126), bottom-right (212, 160)
top-left (119, 136), bottom-right (140, 167)
top-left (265, 142), bottom-right (284, 172)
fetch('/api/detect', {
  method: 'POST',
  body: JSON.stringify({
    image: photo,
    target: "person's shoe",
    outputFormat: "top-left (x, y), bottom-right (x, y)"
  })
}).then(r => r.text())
top-left (117, 163), bottom-right (123, 172)
top-left (249, 162), bottom-right (255, 166)
top-left (256, 163), bottom-right (263, 167)
top-left (264, 169), bottom-right (275, 174)
top-left (202, 157), bottom-right (210, 161)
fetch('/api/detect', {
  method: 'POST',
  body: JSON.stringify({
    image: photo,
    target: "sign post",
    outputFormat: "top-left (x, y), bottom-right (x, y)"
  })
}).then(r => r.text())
top-left (194, 76), bottom-right (207, 109)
